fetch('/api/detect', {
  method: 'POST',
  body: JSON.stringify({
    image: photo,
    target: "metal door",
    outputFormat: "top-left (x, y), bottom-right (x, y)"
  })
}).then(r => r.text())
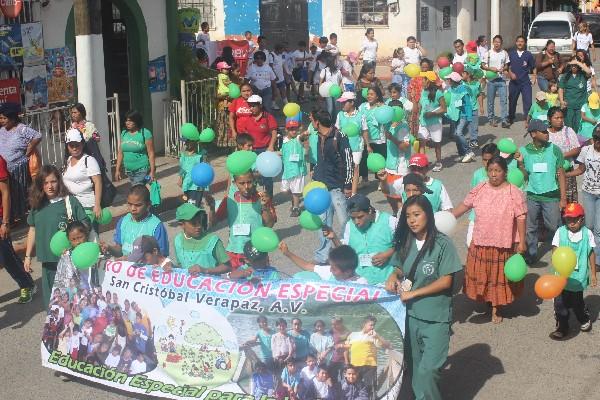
top-left (418, 0), bottom-right (457, 59)
top-left (260, 0), bottom-right (308, 48)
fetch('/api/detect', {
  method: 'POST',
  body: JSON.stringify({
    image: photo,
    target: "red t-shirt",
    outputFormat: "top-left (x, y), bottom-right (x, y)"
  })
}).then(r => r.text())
top-left (228, 98), bottom-right (253, 132)
top-left (0, 156), bottom-right (7, 218)
top-left (237, 112), bottom-right (277, 148)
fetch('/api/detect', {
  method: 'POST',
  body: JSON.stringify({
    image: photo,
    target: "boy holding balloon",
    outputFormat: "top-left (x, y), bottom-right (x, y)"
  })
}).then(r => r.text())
top-left (281, 120), bottom-right (307, 217)
top-left (178, 135), bottom-right (207, 207)
top-left (549, 203), bottom-right (596, 340)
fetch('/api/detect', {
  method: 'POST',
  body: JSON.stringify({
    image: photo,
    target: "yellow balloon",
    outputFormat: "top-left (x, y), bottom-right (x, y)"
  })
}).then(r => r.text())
top-left (303, 181), bottom-right (327, 197)
top-left (552, 246), bottom-right (577, 277)
top-left (283, 102), bottom-right (301, 118)
top-left (405, 63), bottom-right (421, 78)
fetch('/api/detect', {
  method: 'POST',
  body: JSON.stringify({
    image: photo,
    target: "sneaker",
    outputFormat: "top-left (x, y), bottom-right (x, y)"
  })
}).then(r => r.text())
top-left (290, 207), bottom-right (301, 218)
top-left (581, 320), bottom-right (592, 332)
top-left (17, 285), bottom-right (36, 304)
top-left (501, 121), bottom-right (510, 129)
top-left (549, 330), bottom-right (568, 340)
top-left (432, 162), bottom-right (443, 172)
top-left (469, 140), bottom-right (479, 149)
top-left (461, 152), bottom-right (476, 163)
top-left (272, 102), bottom-right (280, 110)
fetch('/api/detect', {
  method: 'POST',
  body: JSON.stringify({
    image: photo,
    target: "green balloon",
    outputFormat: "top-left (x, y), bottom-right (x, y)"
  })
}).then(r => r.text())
top-left (409, 134), bottom-right (416, 145)
top-left (228, 83), bottom-right (241, 99)
top-left (485, 70), bottom-right (499, 79)
top-left (362, 87), bottom-right (369, 100)
top-left (294, 271), bottom-right (322, 281)
top-left (299, 210), bottom-right (323, 231)
top-left (342, 122), bottom-right (360, 137)
top-left (251, 227), bottom-right (280, 252)
top-left (439, 66), bottom-right (453, 79)
top-left (562, 159), bottom-right (572, 171)
top-left (472, 68), bottom-right (484, 79)
top-left (181, 123), bottom-right (199, 141)
top-left (497, 138), bottom-right (517, 154)
top-left (366, 153), bottom-right (386, 173)
top-left (392, 106), bottom-right (405, 122)
top-left (50, 230), bottom-right (71, 257)
top-left (98, 208), bottom-right (112, 225)
top-left (329, 84), bottom-right (342, 99)
top-left (443, 91), bottom-right (452, 106)
top-left (504, 253), bottom-right (527, 282)
top-left (226, 150), bottom-right (257, 176)
top-left (507, 168), bottom-right (525, 187)
top-left (199, 127), bottom-right (216, 143)
top-left (71, 242), bottom-right (101, 270)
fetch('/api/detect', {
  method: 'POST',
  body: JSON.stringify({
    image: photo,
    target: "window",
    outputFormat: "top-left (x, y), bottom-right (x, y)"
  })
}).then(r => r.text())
top-left (177, 0), bottom-right (215, 28)
top-left (342, 0), bottom-right (389, 26)
top-left (529, 21), bottom-right (571, 39)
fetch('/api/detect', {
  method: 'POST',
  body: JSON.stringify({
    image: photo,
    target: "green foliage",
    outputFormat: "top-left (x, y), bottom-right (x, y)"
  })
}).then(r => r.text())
top-left (184, 322), bottom-right (224, 347)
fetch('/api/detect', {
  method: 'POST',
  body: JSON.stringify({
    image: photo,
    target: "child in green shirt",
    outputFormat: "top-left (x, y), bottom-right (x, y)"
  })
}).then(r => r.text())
top-left (527, 91), bottom-right (550, 127)
top-left (579, 92), bottom-right (600, 141)
top-left (280, 120), bottom-right (307, 217)
top-left (463, 66), bottom-right (482, 148)
top-left (179, 139), bottom-right (207, 207)
top-left (226, 134), bottom-right (255, 198)
top-left (173, 203), bottom-right (230, 275)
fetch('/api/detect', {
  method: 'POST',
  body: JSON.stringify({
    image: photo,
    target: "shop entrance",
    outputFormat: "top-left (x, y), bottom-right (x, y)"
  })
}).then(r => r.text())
top-left (102, 1), bottom-right (130, 117)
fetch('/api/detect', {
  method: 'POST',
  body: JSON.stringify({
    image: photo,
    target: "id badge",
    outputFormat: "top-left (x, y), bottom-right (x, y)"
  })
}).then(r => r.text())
top-left (359, 253), bottom-right (374, 267)
top-left (537, 115), bottom-right (547, 121)
top-left (532, 162), bottom-right (548, 173)
top-left (233, 224), bottom-right (251, 236)
top-left (454, 100), bottom-right (463, 107)
top-left (122, 242), bottom-right (133, 254)
top-left (289, 153), bottom-right (300, 162)
top-left (401, 279), bottom-right (413, 292)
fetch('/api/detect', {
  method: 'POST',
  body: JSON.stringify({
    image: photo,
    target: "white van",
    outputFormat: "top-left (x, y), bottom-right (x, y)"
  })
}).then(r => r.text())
top-left (527, 11), bottom-right (576, 55)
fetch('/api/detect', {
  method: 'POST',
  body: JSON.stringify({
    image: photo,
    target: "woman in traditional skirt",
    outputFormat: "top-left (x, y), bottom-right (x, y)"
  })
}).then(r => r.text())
top-left (453, 156), bottom-right (527, 323)
top-left (407, 58), bottom-right (434, 136)
top-left (0, 102), bottom-right (42, 222)
top-left (546, 107), bottom-right (581, 202)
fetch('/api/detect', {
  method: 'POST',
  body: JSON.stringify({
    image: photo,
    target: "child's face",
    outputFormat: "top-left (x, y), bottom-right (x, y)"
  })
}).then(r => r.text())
top-left (238, 141), bottom-right (254, 151)
top-left (537, 99), bottom-right (547, 107)
top-left (345, 368), bottom-right (358, 384)
top-left (317, 369), bottom-right (329, 382)
top-left (306, 357), bottom-right (316, 367)
top-left (390, 88), bottom-right (400, 100)
top-left (68, 229), bottom-right (87, 248)
top-left (287, 127), bottom-right (299, 138)
top-left (404, 183), bottom-right (423, 199)
top-left (330, 37), bottom-right (337, 45)
top-left (342, 100), bottom-right (355, 112)
top-left (127, 193), bottom-right (150, 220)
top-left (565, 216), bottom-right (584, 233)
top-left (254, 58), bottom-right (265, 66)
top-left (143, 251), bottom-right (161, 265)
top-left (287, 363), bottom-right (296, 373)
top-left (531, 130), bottom-right (549, 144)
top-left (137, 353), bottom-right (144, 361)
top-left (182, 216), bottom-right (204, 239)
top-left (277, 323), bottom-right (287, 333)
top-left (314, 321), bottom-right (325, 332)
top-left (185, 140), bottom-right (197, 151)
top-left (549, 84), bottom-right (558, 93)
top-left (407, 39), bottom-right (416, 48)
top-left (481, 152), bottom-right (494, 169)
top-left (234, 173), bottom-right (255, 197)
top-left (292, 319), bottom-right (302, 331)
top-left (362, 320), bottom-right (375, 333)
top-left (409, 165), bottom-right (427, 178)
top-left (350, 210), bottom-right (373, 230)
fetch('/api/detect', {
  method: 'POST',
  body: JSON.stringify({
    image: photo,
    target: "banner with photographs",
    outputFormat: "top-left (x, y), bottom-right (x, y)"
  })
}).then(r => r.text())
top-left (0, 23), bottom-right (23, 68)
top-left (22, 63), bottom-right (48, 111)
top-left (148, 55), bottom-right (167, 93)
top-left (21, 22), bottom-right (44, 65)
top-left (41, 261), bottom-right (405, 400)
top-left (45, 47), bottom-right (75, 104)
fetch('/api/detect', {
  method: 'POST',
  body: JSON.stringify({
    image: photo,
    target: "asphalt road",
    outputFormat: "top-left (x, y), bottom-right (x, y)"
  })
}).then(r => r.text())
top-left (2, 96), bottom-right (600, 400)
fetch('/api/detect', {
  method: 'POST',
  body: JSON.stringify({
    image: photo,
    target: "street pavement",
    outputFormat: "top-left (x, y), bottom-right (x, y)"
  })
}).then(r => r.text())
top-left (2, 94), bottom-right (600, 400)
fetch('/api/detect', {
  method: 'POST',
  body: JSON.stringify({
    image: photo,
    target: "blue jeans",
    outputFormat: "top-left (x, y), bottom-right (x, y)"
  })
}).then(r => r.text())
top-left (314, 188), bottom-right (348, 264)
top-left (526, 198), bottom-right (561, 259)
top-left (258, 87), bottom-right (273, 114)
top-left (325, 97), bottom-right (336, 119)
top-left (452, 118), bottom-right (470, 156)
top-left (400, 73), bottom-right (411, 98)
top-left (487, 79), bottom-right (508, 123)
top-left (581, 191), bottom-right (600, 264)
top-left (127, 168), bottom-right (149, 185)
top-left (253, 147), bottom-right (274, 198)
top-left (469, 109), bottom-right (479, 142)
top-left (537, 75), bottom-right (550, 92)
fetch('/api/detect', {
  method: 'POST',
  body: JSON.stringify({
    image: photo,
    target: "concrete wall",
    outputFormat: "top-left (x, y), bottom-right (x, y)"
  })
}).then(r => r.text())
top-left (500, 0), bottom-right (523, 46)
top-left (457, 0), bottom-right (491, 42)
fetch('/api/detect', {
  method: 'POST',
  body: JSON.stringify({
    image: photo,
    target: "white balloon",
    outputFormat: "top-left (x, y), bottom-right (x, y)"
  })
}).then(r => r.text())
top-left (319, 82), bottom-right (333, 98)
top-left (434, 211), bottom-right (457, 236)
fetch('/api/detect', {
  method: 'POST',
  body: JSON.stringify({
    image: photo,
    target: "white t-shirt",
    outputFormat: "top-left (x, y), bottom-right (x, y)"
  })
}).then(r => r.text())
top-left (340, 59), bottom-right (355, 85)
top-left (362, 39), bottom-right (378, 62)
top-left (477, 45), bottom-right (488, 60)
top-left (319, 67), bottom-right (342, 85)
top-left (552, 228), bottom-right (595, 249)
top-left (291, 50), bottom-right (310, 68)
top-left (104, 353), bottom-right (121, 368)
top-left (577, 144), bottom-right (600, 195)
top-left (270, 52), bottom-right (285, 83)
top-left (301, 366), bottom-right (317, 383)
top-left (391, 57), bottom-right (405, 75)
top-left (313, 264), bottom-right (369, 285)
top-left (453, 52), bottom-right (467, 64)
top-left (403, 46), bottom-right (422, 64)
top-left (196, 32), bottom-right (210, 48)
top-left (283, 52), bottom-right (294, 75)
top-left (130, 359), bottom-right (147, 374)
top-left (483, 49), bottom-right (509, 80)
top-left (311, 378), bottom-right (330, 398)
top-left (247, 63), bottom-right (276, 90)
top-left (575, 32), bottom-right (594, 51)
top-left (325, 43), bottom-right (339, 55)
top-left (588, 66), bottom-right (596, 93)
top-left (62, 155), bottom-right (101, 208)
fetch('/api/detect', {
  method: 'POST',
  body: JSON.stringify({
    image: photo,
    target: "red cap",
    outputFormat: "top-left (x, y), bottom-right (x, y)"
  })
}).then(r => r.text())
top-left (563, 203), bottom-right (585, 218)
top-left (409, 153), bottom-right (429, 168)
top-left (286, 120), bottom-right (300, 129)
top-left (466, 40), bottom-right (477, 53)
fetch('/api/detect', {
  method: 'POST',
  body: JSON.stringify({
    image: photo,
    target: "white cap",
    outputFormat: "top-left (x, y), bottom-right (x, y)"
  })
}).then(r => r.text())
top-left (65, 128), bottom-right (83, 143)
top-left (447, 72), bottom-right (463, 83)
top-left (247, 95), bottom-right (262, 104)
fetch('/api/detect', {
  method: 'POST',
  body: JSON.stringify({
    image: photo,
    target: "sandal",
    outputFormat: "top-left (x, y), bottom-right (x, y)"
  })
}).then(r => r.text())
top-left (549, 330), bottom-right (567, 340)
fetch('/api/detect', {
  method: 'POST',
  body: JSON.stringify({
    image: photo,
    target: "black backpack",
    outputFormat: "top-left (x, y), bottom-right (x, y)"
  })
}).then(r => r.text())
top-left (84, 139), bottom-right (117, 208)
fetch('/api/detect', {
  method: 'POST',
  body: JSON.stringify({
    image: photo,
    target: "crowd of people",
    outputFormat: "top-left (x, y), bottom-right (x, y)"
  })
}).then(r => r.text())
top-left (1, 20), bottom-right (600, 400)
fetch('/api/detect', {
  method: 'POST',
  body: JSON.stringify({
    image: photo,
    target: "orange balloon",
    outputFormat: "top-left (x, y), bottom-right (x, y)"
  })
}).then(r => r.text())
top-left (534, 275), bottom-right (567, 300)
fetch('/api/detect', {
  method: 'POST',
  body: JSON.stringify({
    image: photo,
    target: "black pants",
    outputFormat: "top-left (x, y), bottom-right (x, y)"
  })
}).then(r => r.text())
top-left (356, 365), bottom-right (377, 400)
top-left (359, 142), bottom-right (387, 180)
top-left (0, 238), bottom-right (34, 289)
top-left (554, 289), bottom-right (590, 333)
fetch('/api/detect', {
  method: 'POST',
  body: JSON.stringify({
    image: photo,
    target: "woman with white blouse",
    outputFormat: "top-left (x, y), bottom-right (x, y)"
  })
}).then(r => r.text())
top-left (358, 28), bottom-right (378, 69)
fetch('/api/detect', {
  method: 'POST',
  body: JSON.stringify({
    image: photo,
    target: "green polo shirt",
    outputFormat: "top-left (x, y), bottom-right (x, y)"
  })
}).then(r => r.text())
top-left (520, 142), bottom-right (564, 202)
top-left (558, 73), bottom-right (588, 110)
top-left (396, 234), bottom-right (462, 323)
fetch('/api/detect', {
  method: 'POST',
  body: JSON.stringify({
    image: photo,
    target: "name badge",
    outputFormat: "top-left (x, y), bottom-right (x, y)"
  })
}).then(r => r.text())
top-left (454, 100), bottom-right (463, 107)
top-left (233, 224), bottom-right (251, 236)
top-left (537, 115), bottom-right (547, 121)
top-left (359, 253), bottom-right (374, 267)
top-left (533, 162), bottom-right (548, 173)
top-left (123, 242), bottom-right (133, 254)
top-left (289, 153), bottom-right (300, 162)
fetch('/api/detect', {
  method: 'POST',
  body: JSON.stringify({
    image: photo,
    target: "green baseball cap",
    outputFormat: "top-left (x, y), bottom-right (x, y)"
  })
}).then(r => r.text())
top-left (176, 203), bottom-right (205, 221)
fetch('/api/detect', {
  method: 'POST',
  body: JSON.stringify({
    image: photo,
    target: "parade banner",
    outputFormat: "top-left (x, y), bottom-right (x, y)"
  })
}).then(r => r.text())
top-left (41, 261), bottom-right (405, 399)
top-left (216, 40), bottom-right (250, 76)
top-left (0, 77), bottom-right (21, 104)
top-left (22, 63), bottom-right (47, 111)
top-left (148, 55), bottom-right (167, 93)
top-left (21, 22), bottom-right (44, 65)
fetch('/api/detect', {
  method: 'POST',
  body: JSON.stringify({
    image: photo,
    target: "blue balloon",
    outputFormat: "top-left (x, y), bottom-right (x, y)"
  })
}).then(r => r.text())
top-left (304, 188), bottom-right (332, 215)
top-left (256, 151), bottom-right (283, 178)
top-left (191, 162), bottom-right (214, 187)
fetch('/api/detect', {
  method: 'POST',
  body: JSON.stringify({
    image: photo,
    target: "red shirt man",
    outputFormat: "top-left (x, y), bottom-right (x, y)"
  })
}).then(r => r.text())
top-left (236, 95), bottom-right (277, 149)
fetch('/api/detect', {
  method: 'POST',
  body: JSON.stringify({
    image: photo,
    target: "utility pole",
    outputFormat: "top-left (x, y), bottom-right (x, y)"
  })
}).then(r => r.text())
top-left (73, 0), bottom-right (111, 178)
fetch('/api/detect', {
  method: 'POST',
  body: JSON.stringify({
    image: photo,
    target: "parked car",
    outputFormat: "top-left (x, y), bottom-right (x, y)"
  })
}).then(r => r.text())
top-left (527, 11), bottom-right (576, 58)
top-left (577, 13), bottom-right (600, 45)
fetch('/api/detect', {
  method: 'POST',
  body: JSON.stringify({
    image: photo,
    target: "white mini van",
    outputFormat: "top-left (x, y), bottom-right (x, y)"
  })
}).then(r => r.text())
top-left (527, 11), bottom-right (576, 55)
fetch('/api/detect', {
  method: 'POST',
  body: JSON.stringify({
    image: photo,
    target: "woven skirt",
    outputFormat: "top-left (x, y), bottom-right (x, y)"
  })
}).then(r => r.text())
top-left (463, 244), bottom-right (524, 306)
top-left (8, 159), bottom-right (30, 221)
top-left (566, 176), bottom-right (578, 203)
